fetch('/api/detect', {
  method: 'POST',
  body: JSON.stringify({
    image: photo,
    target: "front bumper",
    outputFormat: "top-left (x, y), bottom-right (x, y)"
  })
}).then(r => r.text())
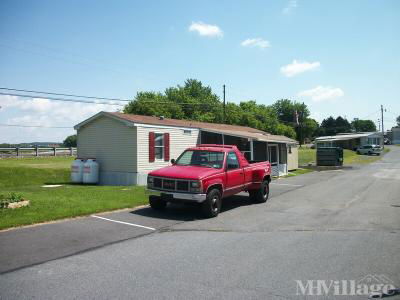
top-left (147, 189), bottom-right (207, 203)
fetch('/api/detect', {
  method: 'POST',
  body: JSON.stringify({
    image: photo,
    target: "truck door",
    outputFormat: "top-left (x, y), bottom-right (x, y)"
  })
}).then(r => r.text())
top-left (224, 151), bottom-right (245, 196)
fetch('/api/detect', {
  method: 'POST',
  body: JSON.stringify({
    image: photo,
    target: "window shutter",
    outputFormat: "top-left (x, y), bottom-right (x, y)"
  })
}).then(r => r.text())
top-left (164, 133), bottom-right (170, 162)
top-left (149, 132), bottom-right (155, 162)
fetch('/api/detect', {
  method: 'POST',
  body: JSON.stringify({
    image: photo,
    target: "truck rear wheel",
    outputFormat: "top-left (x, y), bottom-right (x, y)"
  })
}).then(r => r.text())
top-left (201, 189), bottom-right (222, 218)
top-left (149, 195), bottom-right (167, 211)
top-left (249, 180), bottom-right (269, 203)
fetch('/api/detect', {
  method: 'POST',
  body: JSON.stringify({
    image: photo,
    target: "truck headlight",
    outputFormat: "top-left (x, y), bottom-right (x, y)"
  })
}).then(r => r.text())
top-left (191, 181), bottom-right (200, 188)
top-left (147, 176), bottom-right (154, 187)
top-left (190, 181), bottom-right (202, 193)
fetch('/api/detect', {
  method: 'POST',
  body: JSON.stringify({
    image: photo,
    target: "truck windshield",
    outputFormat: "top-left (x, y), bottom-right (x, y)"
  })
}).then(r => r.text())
top-left (175, 150), bottom-right (224, 169)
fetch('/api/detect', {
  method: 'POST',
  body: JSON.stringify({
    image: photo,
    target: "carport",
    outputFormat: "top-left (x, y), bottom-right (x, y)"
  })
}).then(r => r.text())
top-left (200, 129), bottom-right (295, 176)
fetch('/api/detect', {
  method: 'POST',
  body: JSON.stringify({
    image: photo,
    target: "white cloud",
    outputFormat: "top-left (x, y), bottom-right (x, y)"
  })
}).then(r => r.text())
top-left (0, 95), bottom-right (120, 143)
top-left (241, 38), bottom-right (271, 49)
top-left (280, 60), bottom-right (320, 77)
top-left (283, 0), bottom-right (298, 14)
top-left (188, 21), bottom-right (223, 38)
top-left (297, 86), bottom-right (344, 102)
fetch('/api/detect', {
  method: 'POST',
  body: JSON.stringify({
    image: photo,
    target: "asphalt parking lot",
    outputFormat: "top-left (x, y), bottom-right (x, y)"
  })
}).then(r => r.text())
top-left (0, 174), bottom-right (321, 274)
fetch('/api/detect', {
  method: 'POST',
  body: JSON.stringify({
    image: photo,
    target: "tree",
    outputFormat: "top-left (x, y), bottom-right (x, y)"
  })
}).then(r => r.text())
top-left (351, 119), bottom-right (377, 132)
top-left (123, 79), bottom-right (300, 140)
top-left (271, 99), bottom-right (310, 125)
top-left (300, 118), bottom-right (319, 142)
top-left (63, 134), bottom-right (77, 147)
top-left (335, 116), bottom-right (352, 134)
top-left (397, 115), bottom-right (400, 127)
top-left (320, 116), bottom-right (351, 136)
top-left (320, 116), bottom-right (337, 136)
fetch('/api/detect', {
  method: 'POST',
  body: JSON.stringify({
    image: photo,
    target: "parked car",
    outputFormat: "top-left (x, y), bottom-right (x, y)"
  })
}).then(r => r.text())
top-left (356, 145), bottom-right (382, 155)
top-left (384, 138), bottom-right (391, 145)
top-left (147, 144), bottom-right (271, 217)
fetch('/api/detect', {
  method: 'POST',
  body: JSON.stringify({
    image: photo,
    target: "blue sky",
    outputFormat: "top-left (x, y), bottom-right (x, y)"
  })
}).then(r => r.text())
top-left (0, 0), bottom-right (399, 143)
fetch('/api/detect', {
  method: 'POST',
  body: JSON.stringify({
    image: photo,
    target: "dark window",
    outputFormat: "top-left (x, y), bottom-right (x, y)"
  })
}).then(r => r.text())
top-left (253, 141), bottom-right (268, 161)
top-left (227, 152), bottom-right (240, 170)
top-left (201, 131), bottom-right (223, 144)
top-left (154, 133), bottom-right (164, 159)
top-left (175, 150), bottom-right (224, 169)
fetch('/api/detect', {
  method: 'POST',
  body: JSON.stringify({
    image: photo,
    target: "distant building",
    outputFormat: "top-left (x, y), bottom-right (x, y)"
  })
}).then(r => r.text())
top-left (392, 127), bottom-right (400, 144)
top-left (315, 132), bottom-right (383, 150)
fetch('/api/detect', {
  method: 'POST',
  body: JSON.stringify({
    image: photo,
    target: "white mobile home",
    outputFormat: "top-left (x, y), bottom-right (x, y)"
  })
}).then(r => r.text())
top-left (315, 132), bottom-right (384, 150)
top-left (74, 112), bottom-right (298, 185)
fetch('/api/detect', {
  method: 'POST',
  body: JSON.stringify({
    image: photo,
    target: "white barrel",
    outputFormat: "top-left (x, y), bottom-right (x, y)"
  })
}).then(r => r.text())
top-left (83, 158), bottom-right (99, 184)
top-left (71, 158), bottom-right (84, 183)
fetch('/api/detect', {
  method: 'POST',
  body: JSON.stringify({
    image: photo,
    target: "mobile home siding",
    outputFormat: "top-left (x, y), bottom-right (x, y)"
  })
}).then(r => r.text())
top-left (287, 144), bottom-right (298, 170)
top-left (136, 126), bottom-right (200, 173)
top-left (77, 116), bottom-right (137, 175)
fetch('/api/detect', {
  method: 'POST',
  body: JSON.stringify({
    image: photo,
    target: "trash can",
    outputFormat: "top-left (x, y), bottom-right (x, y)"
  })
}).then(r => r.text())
top-left (316, 147), bottom-right (343, 166)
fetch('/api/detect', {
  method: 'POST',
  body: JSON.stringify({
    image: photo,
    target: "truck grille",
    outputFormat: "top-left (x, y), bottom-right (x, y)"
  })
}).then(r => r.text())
top-left (162, 179), bottom-right (175, 190)
top-left (177, 181), bottom-right (189, 191)
top-left (154, 178), bottom-right (162, 188)
top-left (153, 178), bottom-right (189, 192)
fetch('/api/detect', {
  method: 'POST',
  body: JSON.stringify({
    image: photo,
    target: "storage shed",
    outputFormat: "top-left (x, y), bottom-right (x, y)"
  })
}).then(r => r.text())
top-left (74, 112), bottom-right (298, 185)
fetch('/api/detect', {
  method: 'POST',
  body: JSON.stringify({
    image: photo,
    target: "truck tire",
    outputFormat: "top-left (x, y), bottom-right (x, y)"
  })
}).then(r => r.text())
top-left (201, 189), bottom-right (222, 218)
top-left (149, 195), bottom-right (167, 211)
top-left (249, 180), bottom-right (269, 203)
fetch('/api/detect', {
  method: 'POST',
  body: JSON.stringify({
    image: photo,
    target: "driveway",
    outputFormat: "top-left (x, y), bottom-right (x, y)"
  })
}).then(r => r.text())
top-left (0, 146), bottom-right (399, 299)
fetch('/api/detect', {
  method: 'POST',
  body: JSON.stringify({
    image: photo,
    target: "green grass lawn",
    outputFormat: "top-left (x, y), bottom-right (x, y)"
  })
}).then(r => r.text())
top-left (298, 147), bottom-right (390, 166)
top-left (0, 157), bottom-right (148, 230)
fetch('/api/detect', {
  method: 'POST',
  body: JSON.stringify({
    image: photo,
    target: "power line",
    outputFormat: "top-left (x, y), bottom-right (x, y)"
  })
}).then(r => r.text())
top-left (0, 92), bottom-right (125, 106)
top-left (0, 123), bottom-right (72, 129)
top-left (0, 87), bottom-right (132, 102)
top-left (0, 89), bottom-right (215, 107)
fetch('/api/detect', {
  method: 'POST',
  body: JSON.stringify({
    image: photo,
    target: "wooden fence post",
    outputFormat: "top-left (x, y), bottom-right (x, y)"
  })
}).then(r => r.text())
top-left (16, 147), bottom-right (20, 157)
top-left (70, 147), bottom-right (73, 156)
top-left (53, 147), bottom-right (56, 156)
top-left (35, 147), bottom-right (39, 157)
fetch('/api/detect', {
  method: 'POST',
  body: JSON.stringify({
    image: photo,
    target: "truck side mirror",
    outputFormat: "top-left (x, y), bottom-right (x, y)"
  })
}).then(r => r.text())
top-left (171, 159), bottom-right (176, 164)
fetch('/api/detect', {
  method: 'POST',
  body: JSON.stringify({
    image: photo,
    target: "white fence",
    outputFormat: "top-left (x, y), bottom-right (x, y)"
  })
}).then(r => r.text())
top-left (0, 147), bottom-right (77, 157)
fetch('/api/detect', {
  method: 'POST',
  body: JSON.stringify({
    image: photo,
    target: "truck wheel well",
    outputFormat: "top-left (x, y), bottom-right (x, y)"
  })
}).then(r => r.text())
top-left (206, 184), bottom-right (223, 195)
top-left (263, 175), bottom-right (271, 183)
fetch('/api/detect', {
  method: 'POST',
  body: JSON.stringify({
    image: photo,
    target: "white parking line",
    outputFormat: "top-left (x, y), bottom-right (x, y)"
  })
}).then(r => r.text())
top-left (91, 215), bottom-right (156, 231)
top-left (271, 183), bottom-right (303, 187)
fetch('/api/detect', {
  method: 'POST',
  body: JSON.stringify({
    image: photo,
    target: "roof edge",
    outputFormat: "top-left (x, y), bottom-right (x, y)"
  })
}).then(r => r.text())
top-left (74, 111), bottom-right (134, 130)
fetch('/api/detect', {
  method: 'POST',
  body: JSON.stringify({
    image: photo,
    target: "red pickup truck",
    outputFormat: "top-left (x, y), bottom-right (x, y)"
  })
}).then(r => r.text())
top-left (147, 144), bottom-right (271, 217)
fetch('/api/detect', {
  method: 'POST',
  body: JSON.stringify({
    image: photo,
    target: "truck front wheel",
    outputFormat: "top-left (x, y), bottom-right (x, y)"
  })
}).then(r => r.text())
top-left (201, 189), bottom-right (222, 218)
top-left (249, 180), bottom-right (269, 203)
top-left (149, 195), bottom-right (167, 211)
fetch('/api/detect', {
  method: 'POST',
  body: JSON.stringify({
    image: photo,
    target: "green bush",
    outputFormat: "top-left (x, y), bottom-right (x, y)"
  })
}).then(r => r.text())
top-left (0, 192), bottom-right (24, 209)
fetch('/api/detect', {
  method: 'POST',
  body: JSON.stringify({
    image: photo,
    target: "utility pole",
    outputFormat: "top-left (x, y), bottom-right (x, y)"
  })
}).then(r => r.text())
top-left (378, 119), bottom-right (380, 131)
top-left (381, 105), bottom-right (385, 149)
top-left (223, 84), bottom-right (226, 124)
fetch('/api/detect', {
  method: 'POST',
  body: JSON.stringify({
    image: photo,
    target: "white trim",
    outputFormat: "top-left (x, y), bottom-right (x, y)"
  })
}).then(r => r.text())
top-left (74, 112), bottom-right (133, 130)
top-left (134, 122), bottom-right (197, 131)
top-left (250, 139), bottom-right (254, 161)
